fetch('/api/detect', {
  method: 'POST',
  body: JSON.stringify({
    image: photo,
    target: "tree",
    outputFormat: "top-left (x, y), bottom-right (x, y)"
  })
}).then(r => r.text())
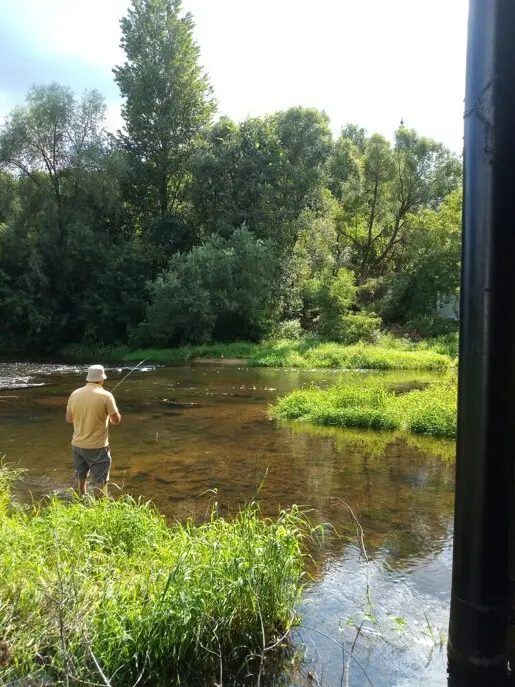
top-left (275, 106), bottom-right (332, 215)
top-left (190, 116), bottom-right (287, 242)
top-left (0, 84), bottom-right (106, 241)
top-left (330, 124), bottom-right (462, 284)
top-left (0, 84), bottom-right (153, 352)
top-left (190, 108), bottom-right (332, 251)
top-left (114, 0), bottom-right (216, 227)
top-left (0, 172), bottom-right (16, 224)
top-left (381, 188), bottom-right (462, 325)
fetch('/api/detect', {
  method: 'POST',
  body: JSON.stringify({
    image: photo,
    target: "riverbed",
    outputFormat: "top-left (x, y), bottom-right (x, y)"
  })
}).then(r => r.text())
top-left (0, 362), bottom-right (455, 686)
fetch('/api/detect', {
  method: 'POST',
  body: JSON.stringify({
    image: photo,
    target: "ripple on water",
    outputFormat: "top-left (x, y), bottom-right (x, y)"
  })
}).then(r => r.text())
top-left (0, 362), bottom-right (158, 391)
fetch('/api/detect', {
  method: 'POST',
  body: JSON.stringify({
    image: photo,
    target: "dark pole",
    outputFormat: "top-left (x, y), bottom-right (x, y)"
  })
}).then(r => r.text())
top-left (448, 0), bottom-right (515, 681)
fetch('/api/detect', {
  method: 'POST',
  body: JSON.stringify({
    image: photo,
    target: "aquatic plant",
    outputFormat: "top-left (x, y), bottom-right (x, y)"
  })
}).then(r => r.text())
top-left (0, 468), bottom-right (313, 686)
top-left (271, 374), bottom-right (457, 438)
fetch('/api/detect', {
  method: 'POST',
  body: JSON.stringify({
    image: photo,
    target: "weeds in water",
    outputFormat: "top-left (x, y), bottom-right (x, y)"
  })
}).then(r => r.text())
top-left (0, 468), bottom-right (314, 686)
top-left (271, 374), bottom-right (457, 438)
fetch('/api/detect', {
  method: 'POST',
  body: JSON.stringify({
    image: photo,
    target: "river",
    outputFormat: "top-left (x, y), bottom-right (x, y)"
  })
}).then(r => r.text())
top-left (0, 362), bottom-right (455, 686)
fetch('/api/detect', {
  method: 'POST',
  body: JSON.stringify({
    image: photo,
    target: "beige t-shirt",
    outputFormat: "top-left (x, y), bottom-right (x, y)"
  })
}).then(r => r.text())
top-left (67, 383), bottom-right (119, 449)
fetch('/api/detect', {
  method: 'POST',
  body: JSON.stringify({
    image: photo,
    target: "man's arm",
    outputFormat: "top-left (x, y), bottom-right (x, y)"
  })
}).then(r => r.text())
top-left (107, 393), bottom-right (121, 425)
top-left (66, 403), bottom-right (73, 423)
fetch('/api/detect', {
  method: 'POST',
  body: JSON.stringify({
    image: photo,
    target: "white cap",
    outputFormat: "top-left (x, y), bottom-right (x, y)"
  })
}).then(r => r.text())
top-left (86, 365), bottom-right (107, 383)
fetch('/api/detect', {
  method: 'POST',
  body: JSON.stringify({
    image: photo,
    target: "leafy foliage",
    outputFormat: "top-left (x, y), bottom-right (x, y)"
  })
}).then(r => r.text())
top-left (0, 0), bottom-right (462, 355)
top-left (140, 227), bottom-right (280, 345)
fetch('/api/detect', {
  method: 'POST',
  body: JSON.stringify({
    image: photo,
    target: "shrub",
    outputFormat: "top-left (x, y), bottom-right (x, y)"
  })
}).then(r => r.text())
top-left (405, 315), bottom-right (459, 339)
top-left (141, 228), bottom-right (281, 346)
top-left (267, 319), bottom-right (303, 341)
top-left (323, 312), bottom-right (381, 345)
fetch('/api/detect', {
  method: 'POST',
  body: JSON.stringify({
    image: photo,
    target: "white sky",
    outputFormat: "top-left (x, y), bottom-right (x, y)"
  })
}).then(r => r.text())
top-left (0, 0), bottom-right (468, 152)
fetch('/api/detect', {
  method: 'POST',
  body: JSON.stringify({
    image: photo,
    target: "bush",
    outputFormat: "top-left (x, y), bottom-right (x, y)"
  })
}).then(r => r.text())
top-left (405, 315), bottom-right (459, 339)
top-left (141, 228), bottom-right (281, 346)
top-left (302, 268), bottom-right (358, 338)
top-left (324, 312), bottom-right (381, 344)
top-left (267, 319), bottom-right (303, 341)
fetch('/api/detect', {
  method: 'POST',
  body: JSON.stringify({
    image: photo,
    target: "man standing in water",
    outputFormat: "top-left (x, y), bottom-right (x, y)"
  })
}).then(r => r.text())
top-left (66, 364), bottom-right (121, 496)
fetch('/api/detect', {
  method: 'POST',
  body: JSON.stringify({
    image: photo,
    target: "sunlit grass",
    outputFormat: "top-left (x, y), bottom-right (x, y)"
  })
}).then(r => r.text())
top-left (62, 339), bottom-right (454, 371)
top-left (0, 468), bottom-right (313, 686)
top-left (271, 374), bottom-right (457, 438)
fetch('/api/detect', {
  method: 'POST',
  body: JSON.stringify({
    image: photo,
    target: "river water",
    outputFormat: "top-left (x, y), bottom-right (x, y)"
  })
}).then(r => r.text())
top-left (0, 362), bottom-right (455, 686)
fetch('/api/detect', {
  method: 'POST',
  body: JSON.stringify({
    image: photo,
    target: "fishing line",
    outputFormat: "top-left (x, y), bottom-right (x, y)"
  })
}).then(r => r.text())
top-left (110, 358), bottom-right (150, 393)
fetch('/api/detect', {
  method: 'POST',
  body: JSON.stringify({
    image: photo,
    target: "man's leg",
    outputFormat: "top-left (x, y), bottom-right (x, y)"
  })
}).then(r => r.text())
top-left (72, 447), bottom-right (90, 496)
top-left (89, 447), bottom-right (112, 499)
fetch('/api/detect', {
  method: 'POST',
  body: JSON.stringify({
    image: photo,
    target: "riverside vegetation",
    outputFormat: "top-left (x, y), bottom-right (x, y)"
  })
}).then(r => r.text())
top-left (0, 0), bottom-right (461, 359)
top-left (0, 1), bottom-right (461, 683)
top-left (271, 373), bottom-right (457, 438)
top-left (62, 332), bottom-right (458, 371)
top-left (0, 466), bottom-right (315, 686)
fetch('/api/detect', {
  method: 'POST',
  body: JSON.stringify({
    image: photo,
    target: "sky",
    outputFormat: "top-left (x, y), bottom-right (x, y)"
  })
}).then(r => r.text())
top-left (0, 0), bottom-right (469, 152)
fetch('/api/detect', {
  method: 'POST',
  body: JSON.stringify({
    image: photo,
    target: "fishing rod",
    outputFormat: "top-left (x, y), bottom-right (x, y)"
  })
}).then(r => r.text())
top-left (110, 358), bottom-right (150, 393)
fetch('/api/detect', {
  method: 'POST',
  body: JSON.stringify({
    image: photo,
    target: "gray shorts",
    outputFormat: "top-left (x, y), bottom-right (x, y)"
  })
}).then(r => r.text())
top-left (72, 446), bottom-right (112, 484)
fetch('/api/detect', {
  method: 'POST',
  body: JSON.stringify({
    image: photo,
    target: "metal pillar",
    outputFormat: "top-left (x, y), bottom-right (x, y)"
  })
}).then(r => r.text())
top-left (448, 0), bottom-right (515, 680)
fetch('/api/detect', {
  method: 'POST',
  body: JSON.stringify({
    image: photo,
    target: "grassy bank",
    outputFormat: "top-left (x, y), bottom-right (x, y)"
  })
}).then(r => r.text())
top-left (0, 468), bottom-right (311, 686)
top-left (61, 334), bottom-right (457, 371)
top-left (270, 374), bottom-right (457, 438)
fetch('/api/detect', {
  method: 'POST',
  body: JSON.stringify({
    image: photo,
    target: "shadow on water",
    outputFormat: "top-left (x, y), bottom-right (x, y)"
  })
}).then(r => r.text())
top-left (0, 362), bottom-right (457, 686)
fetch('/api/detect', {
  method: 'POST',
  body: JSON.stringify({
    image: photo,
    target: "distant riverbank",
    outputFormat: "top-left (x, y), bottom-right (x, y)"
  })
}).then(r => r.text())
top-left (61, 334), bottom-right (458, 372)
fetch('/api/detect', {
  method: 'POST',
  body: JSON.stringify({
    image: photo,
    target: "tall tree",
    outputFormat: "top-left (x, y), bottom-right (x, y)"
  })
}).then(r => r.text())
top-left (190, 108), bottom-right (332, 250)
top-left (114, 0), bottom-right (216, 226)
top-left (0, 84), bottom-right (106, 241)
top-left (381, 188), bottom-right (462, 323)
top-left (330, 124), bottom-right (462, 283)
top-left (0, 84), bottom-right (151, 352)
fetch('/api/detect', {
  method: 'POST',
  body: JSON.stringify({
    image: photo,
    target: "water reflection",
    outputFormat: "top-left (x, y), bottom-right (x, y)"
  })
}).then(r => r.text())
top-left (0, 363), bottom-right (456, 685)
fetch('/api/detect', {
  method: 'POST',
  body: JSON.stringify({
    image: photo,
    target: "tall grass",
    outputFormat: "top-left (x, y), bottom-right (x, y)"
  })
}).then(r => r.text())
top-left (61, 337), bottom-right (455, 371)
top-left (0, 469), bottom-right (312, 686)
top-left (125, 341), bottom-right (259, 363)
top-left (271, 374), bottom-right (457, 438)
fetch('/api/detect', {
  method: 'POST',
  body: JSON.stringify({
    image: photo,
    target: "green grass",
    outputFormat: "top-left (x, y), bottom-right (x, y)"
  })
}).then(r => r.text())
top-left (270, 374), bottom-right (457, 438)
top-left (125, 341), bottom-right (260, 363)
top-left (61, 338), bottom-right (455, 371)
top-left (0, 468), bottom-right (312, 686)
